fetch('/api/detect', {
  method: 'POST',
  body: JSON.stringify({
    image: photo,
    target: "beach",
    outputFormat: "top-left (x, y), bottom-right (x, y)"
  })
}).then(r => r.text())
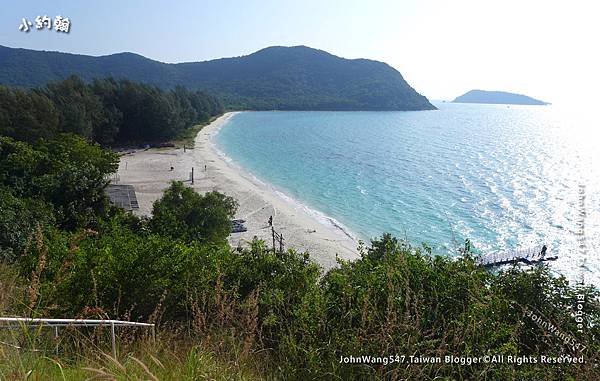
top-left (116, 112), bottom-right (360, 269)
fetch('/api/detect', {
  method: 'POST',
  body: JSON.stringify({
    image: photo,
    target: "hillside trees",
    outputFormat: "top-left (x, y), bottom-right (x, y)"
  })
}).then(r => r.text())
top-left (44, 76), bottom-right (106, 139)
top-left (0, 86), bottom-right (59, 142)
top-left (0, 135), bottom-right (118, 231)
top-left (0, 76), bottom-right (224, 145)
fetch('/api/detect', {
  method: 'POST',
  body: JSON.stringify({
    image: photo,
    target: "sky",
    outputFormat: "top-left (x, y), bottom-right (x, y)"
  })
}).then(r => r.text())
top-left (1, 0), bottom-right (599, 106)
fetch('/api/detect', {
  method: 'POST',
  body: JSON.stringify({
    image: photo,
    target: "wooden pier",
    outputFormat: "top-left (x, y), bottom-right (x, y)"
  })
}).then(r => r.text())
top-left (476, 246), bottom-right (558, 267)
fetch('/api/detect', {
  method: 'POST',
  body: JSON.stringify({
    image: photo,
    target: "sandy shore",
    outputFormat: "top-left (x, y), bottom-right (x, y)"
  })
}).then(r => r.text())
top-left (117, 112), bottom-right (360, 269)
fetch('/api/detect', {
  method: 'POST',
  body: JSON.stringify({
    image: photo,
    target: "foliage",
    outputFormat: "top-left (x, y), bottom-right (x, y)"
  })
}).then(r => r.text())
top-left (150, 181), bottom-right (238, 244)
top-left (0, 321), bottom-right (264, 380)
top-left (0, 186), bottom-right (55, 262)
top-left (0, 85), bottom-right (59, 142)
top-left (35, 225), bottom-right (232, 321)
top-left (16, 225), bottom-right (600, 380)
top-left (101, 79), bottom-right (221, 143)
top-left (44, 76), bottom-right (106, 139)
top-left (0, 76), bottom-right (224, 145)
top-left (0, 135), bottom-right (118, 231)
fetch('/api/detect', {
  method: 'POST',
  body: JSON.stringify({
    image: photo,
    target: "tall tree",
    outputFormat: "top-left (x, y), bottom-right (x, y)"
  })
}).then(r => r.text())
top-left (0, 86), bottom-right (59, 142)
top-left (44, 76), bottom-right (106, 139)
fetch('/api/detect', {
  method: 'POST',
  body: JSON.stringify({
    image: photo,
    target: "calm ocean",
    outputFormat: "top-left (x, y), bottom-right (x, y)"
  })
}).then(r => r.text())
top-left (215, 102), bottom-right (599, 285)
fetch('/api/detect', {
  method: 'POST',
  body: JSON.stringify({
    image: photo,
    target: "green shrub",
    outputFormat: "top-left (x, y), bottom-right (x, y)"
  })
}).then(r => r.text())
top-left (0, 186), bottom-right (55, 262)
top-left (0, 135), bottom-right (118, 229)
top-left (150, 181), bottom-right (238, 244)
top-left (11, 229), bottom-right (600, 380)
top-left (34, 224), bottom-right (231, 320)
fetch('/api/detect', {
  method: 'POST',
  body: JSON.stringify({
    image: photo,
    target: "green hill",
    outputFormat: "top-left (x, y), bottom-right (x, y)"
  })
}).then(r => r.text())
top-left (0, 45), bottom-right (435, 111)
top-left (453, 89), bottom-right (549, 105)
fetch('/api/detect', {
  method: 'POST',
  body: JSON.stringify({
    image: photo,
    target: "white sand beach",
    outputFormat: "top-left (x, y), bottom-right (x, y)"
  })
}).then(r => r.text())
top-left (116, 112), bottom-right (360, 269)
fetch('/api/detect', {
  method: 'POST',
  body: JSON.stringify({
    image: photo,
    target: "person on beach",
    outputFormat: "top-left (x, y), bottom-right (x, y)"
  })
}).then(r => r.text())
top-left (268, 216), bottom-right (273, 227)
top-left (540, 244), bottom-right (547, 257)
top-left (204, 164), bottom-right (207, 171)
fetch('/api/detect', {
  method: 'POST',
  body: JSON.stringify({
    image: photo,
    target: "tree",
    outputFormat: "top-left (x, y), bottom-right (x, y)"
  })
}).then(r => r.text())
top-left (150, 181), bottom-right (237, 244)
top-left (1, 77), bottom-right (223, 146)
top-left (0, 135), bottom-right (119, 229)
top-left (44, 76), bottom-right (107, 139)
top-left (0, 86), bottom-right (59, 142)
top-left (90, 78), bottom-right (123, 145)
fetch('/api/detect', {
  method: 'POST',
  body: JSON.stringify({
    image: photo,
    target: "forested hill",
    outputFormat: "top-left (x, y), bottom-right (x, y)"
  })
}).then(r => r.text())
top-left (453, 90), bottom-right (549, 105)
top-left (0, 45), bottom-right (435, 111)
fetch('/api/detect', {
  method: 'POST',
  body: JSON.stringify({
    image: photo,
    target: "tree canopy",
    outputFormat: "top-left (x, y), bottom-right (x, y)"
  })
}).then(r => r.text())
top-left (0, 76), bottom-right (224, 146)
top-left (150, 181), bottom-right (238, 244)
top-left (0, 134), bottom-right (118, 231)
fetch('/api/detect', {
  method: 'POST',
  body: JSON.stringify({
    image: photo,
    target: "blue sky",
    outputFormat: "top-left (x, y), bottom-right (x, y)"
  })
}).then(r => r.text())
top-left (1, 0), bottom-right (598, 105)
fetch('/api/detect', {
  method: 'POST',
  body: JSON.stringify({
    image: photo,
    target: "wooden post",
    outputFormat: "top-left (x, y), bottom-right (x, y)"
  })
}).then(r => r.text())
top-left (279, 234), bottom-right (284, 253)
top-left (272, 227), bottom-right (276, 253)
top-left (54, 326), bottom-right (59, 355)
top-left (191, 167), bottom-right (194, 184)
top-left (111, 321), bottom-right (116, 358)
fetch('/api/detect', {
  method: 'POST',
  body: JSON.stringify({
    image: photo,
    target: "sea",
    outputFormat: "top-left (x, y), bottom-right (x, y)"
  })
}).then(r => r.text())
top-left (215, 102), bottom-right (599, 286)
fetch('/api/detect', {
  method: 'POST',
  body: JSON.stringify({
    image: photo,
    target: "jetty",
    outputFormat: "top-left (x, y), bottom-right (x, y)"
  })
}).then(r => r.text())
top-left (476, 246), bottom-right (558, 267)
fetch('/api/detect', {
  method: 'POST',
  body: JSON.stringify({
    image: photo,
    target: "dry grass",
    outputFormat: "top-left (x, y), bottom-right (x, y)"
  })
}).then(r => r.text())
top-left (0, 337), bottom-right (266, 380)
top-left (0, 260), bottom-right (270, 381)
top-left (0, 263), bottom-right (22, 315)
top-left (26, 226), bottom-right (47, 316)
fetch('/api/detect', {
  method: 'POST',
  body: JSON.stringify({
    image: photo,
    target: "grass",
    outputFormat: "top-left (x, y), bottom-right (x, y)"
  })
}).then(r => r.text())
top-left (0, 261), bottom-right (268, 381)
top-left (2, 232), bottom-right (599, 380)
top-left (0, 338), bottom-right (265, 380)
top-left (0, 322), bottom-right (268, 381)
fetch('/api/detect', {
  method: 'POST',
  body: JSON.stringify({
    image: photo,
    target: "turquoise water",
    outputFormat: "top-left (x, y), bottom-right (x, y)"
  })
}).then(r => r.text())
top-left (216, 103), bottom-right (599, 285)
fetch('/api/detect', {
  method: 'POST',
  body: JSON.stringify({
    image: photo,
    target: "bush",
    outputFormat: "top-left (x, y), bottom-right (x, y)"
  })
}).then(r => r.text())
top-left (0, 135), bottom-right (118, 229)
top-left (30, 222), bottom-right (231, 320)
top-left (150, 181), bottom-right (238, 244)
top-left (12, 228), bottom-right (600, 380)
top-left (0, 186), bottom-right (55, 262)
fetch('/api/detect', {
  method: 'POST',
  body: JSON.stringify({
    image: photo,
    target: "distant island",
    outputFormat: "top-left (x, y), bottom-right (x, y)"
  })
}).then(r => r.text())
top-left (0, 45), bottom-right (435, 111)
top-left (453, 90), bottom-right (549, 105)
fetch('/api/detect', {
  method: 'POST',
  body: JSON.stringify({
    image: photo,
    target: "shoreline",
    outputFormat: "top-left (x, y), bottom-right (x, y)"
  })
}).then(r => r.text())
top-left (206, 113), bottom-right (361, 243)
top-left (117, 112), bottom-right (360, 269)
